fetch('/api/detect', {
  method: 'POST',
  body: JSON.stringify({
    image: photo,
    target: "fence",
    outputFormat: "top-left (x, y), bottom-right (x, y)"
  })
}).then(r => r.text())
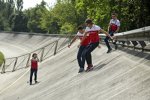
top-left (99, 26), bottom-right (150, 51)
top-left (0, 34), bottom-right (71, 74)
top-left (1, 26), bottom-right (150, 73)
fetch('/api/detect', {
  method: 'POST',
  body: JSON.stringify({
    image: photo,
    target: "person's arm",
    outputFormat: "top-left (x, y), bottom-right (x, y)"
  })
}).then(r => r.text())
top-left (115, 26), bottom-right (120, 33)
top-left (115, 20), bottom-right (120, 33)
top-left (36, 57), bottom-right (39, 62)
top-left (28, 59), bottom-right (32, 67)
top-left (108, 20), bottom-right (111, 32)
top-left (68, 35), bottom-right (78, 48)
top-left (100, 29), bottom-right (113, 40)
top-left (108, 24), bottom-right (111, 32)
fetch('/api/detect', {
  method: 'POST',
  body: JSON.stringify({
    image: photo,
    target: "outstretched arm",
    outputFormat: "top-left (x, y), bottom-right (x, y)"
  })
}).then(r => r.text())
top-left (100, 29), bottom-right (113, 40)
top-left (36, 57), bottom-right (39, 62)
top-left (108, 24), bottom-right (111, 32)
top-left (68, 35), bottom-right (78, 48)
top-left (115, 26), bottom-right (120, 33)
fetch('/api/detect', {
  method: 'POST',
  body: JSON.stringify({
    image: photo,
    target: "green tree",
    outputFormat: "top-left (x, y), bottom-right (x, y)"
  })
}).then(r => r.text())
top-left (11, 13), bottom-right (29, 32)
top-left (24, 1), bottom-right (48, 33)
top-left (16, 0), bottom-right (23, 12)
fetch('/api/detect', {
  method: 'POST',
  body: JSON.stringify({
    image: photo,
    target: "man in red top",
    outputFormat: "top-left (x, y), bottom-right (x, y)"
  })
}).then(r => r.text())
top-left (105, 13), bottom-right (120, 53)
top-left (68, 26), bottom-right (91, 73)
top-left (80, 19), bottom-right (113, 71)
top-left (30, 53), bottom-right (39, 85)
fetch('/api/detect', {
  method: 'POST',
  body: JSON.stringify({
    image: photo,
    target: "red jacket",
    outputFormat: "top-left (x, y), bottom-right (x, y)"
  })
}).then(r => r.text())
top-left (88, 30), bottom-right (100, 43)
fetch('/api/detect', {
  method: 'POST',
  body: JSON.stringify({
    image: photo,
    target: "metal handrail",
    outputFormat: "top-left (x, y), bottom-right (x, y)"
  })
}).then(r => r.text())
top-left (99, 26), bottom-right (150, 40)
top-left (115, 26), bottom-right (150, 36)
top-left (115, 27), bottom-right (150, 41)
top-left (0, 35), bottom-right (69, 73)
top-left (99, 26), bottom-right (150, 51)
top-left (1, 26), bottom-right (150, 73)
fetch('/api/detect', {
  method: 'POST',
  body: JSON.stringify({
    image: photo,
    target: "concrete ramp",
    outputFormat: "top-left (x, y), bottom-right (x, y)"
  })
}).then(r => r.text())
top-left (0, 33), bottom-right (150, 100)
top-left (0, 32), bottom-right (60, 58)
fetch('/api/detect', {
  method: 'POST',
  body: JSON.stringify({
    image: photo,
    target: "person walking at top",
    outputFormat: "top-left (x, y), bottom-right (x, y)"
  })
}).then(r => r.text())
top-left (68, 26), bottom-right (92, 73)
top-left (80, 19), bottom-right (113, 72)
top-left (105, 13), bottom-right (120, 53)
top-left (30, 53), bottom-right (39, 85)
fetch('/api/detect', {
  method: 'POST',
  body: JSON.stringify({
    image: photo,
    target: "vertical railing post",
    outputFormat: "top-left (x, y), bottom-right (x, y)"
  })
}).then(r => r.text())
top-left (40, 47), bottom-right (45, 62)
top-left (54, 40), bottom-right (58, 55)
top-left (12, 57), bottom-right (18, 72)
top-left (26, 53), bottom-right (31, 68)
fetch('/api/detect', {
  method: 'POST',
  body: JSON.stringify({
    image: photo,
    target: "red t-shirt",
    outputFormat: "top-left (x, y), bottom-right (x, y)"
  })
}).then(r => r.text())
top-left (77, 32), bottom-right (90, 46)
top-left (85, 25), bottom-right (101, 43)
top-left (88, 31), bottom-right (100, 43)
top-left (110, 24), bottom-right (118, 31)
top-left (109, 19), bottom-right (120, 31)
top-left (31, 59), bottom-right (38, 69)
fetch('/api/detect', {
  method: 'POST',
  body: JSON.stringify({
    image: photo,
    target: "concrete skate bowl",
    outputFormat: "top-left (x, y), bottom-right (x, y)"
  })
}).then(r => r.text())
top-left (0, 26), bottom-right (150, 100)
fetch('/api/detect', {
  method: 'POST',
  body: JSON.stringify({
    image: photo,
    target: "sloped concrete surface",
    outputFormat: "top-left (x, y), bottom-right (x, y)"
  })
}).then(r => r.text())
top-left (0, 32), bottom-right (60, 58)
top-left (0, 32), bottom-right (150, 100)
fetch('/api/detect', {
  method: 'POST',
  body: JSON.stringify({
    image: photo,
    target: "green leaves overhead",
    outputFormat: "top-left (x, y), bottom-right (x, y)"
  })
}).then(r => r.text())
top-left (0, 0), bottom-right (150, 34)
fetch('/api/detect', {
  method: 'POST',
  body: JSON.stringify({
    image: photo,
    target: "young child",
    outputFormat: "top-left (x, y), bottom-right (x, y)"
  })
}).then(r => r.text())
top-left (30, 53), bottom-right (39, 85)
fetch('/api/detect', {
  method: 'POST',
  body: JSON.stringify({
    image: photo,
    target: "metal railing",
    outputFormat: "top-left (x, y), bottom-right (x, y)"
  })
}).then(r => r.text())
top-left (1, 26), bottom-right (150, 73)
top-left (0, 34), bottom-right (71, 74)
top-left (99, 26), bottom-right (150, 51)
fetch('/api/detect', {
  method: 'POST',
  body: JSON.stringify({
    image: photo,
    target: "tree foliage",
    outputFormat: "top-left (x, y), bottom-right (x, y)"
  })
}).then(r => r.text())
top-left (0, 0), bottom-right (150, 33)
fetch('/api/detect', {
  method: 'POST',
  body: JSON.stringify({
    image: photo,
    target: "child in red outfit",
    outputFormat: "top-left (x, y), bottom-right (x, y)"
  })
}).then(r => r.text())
top-left (30, 53), bottom-right (39, 85)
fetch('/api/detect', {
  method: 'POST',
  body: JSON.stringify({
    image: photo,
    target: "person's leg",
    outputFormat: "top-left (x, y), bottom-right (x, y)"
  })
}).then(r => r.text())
top-left (30, 69), bottom-right (34, 85)
top-left (86, 53), bottom-right (92, 67)
top-left (34, 69), bottom-right (37, 83)
top-left (105, 31), bottom-right (115, 53)
top-left (104, 36), bottom-right (112, 53)
top-left (81, 42), bottom-right (99, 71)
top-left (77, 46), bottom-right (86, 73)
top-left (111, 32), bottom-right (118, 50)
top-left (77, 46), bottom-right (86, 68)
top-left (85, 42), bottom-right (99, 71)
top-left (78, 45), bottom-right (93, 73)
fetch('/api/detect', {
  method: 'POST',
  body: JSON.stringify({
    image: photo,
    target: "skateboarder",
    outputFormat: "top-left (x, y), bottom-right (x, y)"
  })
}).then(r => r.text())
top-left (30, 53), bottom-right (39, 85)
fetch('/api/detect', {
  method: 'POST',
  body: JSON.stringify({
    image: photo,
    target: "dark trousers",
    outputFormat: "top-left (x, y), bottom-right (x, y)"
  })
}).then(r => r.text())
top-left (77, 45), bottom-right (91, 68)
top-left (30, 69), bottom-right (37, 83)
top-left (104, 31), bottom-right (116, 49)
top-left (81, 42), bottom-right (99, 68)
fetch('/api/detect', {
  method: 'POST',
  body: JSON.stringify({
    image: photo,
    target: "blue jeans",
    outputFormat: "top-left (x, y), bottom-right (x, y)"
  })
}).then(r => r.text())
top-left (81, 42), bottom-right (99, 68)
top-left (104, 31), bottom-right (115, 49)
top-left (30, 69), bottom-right (37, 83)
top-left (77, 45), bottom-right (91, 68)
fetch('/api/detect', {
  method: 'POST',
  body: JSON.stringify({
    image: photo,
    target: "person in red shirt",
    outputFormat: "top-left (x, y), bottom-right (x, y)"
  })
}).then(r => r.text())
top-left (30, 53), bottom-right (39, 85)
top-left (68, 26), bottom-right (91, 73)
top-left (80, 19), bottom-right (113, 71)
top-left (105, 13), bottom-right (120, 53)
